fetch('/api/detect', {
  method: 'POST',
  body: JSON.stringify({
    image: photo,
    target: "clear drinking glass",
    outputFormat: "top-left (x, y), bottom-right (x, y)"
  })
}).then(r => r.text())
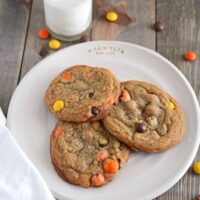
top-left (43, 0), bottom-right (93, 41)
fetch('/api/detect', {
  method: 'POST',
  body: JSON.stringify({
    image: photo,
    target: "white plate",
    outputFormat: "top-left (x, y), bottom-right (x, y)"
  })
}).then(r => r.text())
top-left (7, 41), bottom-right (200, 200)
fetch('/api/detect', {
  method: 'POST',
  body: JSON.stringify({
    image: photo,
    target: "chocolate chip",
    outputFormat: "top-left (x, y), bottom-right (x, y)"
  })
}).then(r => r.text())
top-left (89, 92), bottom-right (94, 98)
top-left (91, 107), bottom-right (100, 116)
top-left (154, 21), bottom-right (164, 32)
top-left (136, 122), bottom-right (147, 133)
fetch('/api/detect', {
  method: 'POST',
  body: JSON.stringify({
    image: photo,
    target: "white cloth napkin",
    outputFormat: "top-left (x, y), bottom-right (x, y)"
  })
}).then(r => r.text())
top-left (0, 108), bottom-right (55, 200)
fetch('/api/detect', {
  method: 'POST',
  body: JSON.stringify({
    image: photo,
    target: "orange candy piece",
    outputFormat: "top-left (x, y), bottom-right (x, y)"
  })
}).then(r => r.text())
top-left (107, 98), bottom-right (115, 105)
top-left (54, 128), bottom-right (64, 139)
top-left (38, 28), bottom-right (50, 39)
top-left (97, 151), bottom-right (108, 162)
top-left (63, 72), bottom-right (73, 80)
top-left (120, 89), bottom-right (131, 102)
top-left (103, 159), bottom-right (119, 174)
top-left (91, 173), bottom-right (105, 186)
top-left (184, 51), bottom-right (197, 61)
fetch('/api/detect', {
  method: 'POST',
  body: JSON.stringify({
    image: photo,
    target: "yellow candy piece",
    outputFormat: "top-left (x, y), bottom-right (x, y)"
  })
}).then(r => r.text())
top-left (193, 162), bottom-right (200, 174)
top-left (53, 100), bottom-right (64, 112)
top-left (49, 39), bottom-right (61, 50)
top-left (168, 101), bottom-right (175, 110)
top-left (106, 11), bottom-right (118, 22)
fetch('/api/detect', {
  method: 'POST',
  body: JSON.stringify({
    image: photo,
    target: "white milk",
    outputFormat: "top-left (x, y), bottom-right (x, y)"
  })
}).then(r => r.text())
top-left (43, 0), bottom-right (93, 41)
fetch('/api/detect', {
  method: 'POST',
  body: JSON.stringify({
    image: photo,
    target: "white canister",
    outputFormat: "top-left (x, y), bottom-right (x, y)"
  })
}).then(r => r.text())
top-left (43, 0), bottom-right (93, 41)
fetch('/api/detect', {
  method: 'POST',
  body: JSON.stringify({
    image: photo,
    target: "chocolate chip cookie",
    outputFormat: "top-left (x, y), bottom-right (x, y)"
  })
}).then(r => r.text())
top-left (45, 65), bottom-right (120, 122)
top-left (50, 120), bottom-right (130, 188)
top-left (102, 81), bottom-right (184, 153)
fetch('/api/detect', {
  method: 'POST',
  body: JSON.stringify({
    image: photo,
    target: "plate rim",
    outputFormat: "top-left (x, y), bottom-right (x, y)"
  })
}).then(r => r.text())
top-left (7, 41), bottom-right (200, 200)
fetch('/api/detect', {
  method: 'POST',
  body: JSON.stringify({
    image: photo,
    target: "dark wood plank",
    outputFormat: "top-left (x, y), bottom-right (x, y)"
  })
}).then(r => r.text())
top-left (156, 0), bottom-right (200, 199)
top-left (0, 0), bottom-right (32, 115)
top-left (19, 0), bottom-right (46, 79)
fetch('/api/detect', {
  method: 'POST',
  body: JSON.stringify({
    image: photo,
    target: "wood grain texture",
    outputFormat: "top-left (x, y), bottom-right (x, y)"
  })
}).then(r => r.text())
top-left (20, 0), bottom-right (79, 79)
top-left (156, 0), bottom-right (200, 199)
top-left (20, 0), bottom-right (156, 79)
top-left (117, 0), bottom-right (156, 49)
top-left (91, 0), bottom-right (155, 49)
top-left (0, 0), bottom-right (32, 115)
top-left (19, 0), bottom-right (46, 79)
top-left (3, 0), bottom-right (200, 199)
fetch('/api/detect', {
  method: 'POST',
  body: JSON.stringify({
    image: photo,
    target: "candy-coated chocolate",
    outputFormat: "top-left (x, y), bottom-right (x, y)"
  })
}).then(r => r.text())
top-left (193, 162), bottom-right (200, 174)
top-left (136, 122), bottom-right (147, 133)
top-left (120, 89), bottom-right (131, 102)
top-left (91, 173), bottom-right (105, 186)
top-left (184, 51), bottom-right (197, 61)
top-left (154, 21), bottom-right (164, 31)
top-left (107, 98), bottom-right (115, 105)
top-left (168, 102), bottom-right (175, 110)
top-left (49, 39), bottom-right (61, 50)
top-left (53, 100), bottom-right (64, 112)
top-left (106, 11), bottom-right (118, 22)
top-left (96, 150), bottom-right (108, 161)
top-left (91, 107), bottom-right (100, 116)
top-left (103, 159), bottom-right (119, 174)
top-left (38, 28), bottom-right (50, 39)
top-left (63, 72), bottom-right (73, 80)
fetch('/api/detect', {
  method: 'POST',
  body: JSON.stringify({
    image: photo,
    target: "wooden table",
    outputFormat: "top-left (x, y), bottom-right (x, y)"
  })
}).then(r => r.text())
top-left (1, 0), bottom-right (200, 199)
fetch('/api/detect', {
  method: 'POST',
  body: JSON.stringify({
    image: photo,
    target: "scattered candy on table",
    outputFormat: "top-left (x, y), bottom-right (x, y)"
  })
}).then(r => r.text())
top-left (105, 11), bottom-right (118, 22)
top-left (49, 39), bottom-right (61, 50)
top-left (168, 101), bottom-right (175, 110)
top-left (184, 51), bottom-right (197, 61)
top-left (38, 28), bottom-right (50, 39)
top-left (193, 162), bottom-right (200, 174)
top-left (53, 100), bottom-right (64, 112)
top-left (154, 21), bottom-right (164, 31)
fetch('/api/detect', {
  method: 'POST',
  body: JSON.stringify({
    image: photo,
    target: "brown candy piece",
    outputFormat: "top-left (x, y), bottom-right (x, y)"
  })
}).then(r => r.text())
top-left (136, 122), bottom-right (147, 133)
top-left (91, 107), bottom-right (100, 116)
top-left (154, 21), bottom-right (164, 32)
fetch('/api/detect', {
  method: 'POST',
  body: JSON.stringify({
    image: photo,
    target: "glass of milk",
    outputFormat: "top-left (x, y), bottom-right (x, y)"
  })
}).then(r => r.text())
top-left (43, 0), bottom-right (93, 41)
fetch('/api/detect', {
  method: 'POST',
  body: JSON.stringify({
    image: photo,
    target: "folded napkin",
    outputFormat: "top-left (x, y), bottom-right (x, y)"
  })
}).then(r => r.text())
top-left (0, 108), bottom-right (55, 200)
